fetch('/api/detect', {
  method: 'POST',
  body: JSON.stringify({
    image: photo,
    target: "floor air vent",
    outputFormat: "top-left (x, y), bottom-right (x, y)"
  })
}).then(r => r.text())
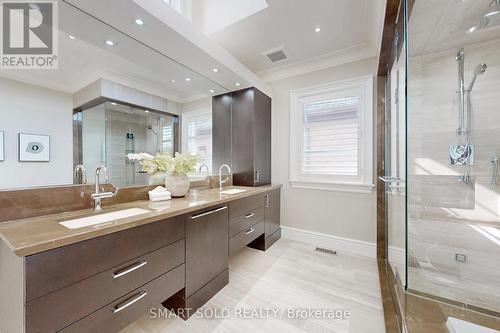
top-left (315, 247), bottom-right (338, 255)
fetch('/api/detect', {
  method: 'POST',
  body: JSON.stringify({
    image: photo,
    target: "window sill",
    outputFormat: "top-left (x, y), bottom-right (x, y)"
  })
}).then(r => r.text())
top-left (289, 179), bottom-right (375, 194)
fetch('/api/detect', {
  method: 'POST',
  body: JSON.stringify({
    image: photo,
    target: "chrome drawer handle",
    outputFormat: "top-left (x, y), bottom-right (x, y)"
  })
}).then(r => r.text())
top-left (213, 206), bottom-right (228, 213)
top-left (112, 291), bottom-right (148, 314)
top-left (244, 228), bottom-right (255, 235)
top-left (113, 260), bottom-right (148, 279)
top-left (245, 213), bottom-right (255, 219)
top-left (190, 206), bottom-right (227, 219)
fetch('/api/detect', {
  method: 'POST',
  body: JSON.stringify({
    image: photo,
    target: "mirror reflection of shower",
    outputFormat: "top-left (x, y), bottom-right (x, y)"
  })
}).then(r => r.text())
top-left (77, 100), bottom-right (178, 187)
top-left (451, 48), bottom-right (487, 184)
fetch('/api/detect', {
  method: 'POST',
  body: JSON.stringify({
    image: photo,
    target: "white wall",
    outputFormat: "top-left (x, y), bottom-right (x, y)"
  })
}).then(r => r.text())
top-left (0, 77), bottom-right (74, 189)
top-left (181, 97), bottom-right (212, 113)
top-left (270, 57), bottom-right (378, 244)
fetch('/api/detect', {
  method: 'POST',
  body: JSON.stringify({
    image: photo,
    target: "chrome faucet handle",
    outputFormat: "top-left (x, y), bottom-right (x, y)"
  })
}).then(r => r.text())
top-left (96, 163), bottom-right (109, 183)
top-left (74, 164), bottom-right (87, 184)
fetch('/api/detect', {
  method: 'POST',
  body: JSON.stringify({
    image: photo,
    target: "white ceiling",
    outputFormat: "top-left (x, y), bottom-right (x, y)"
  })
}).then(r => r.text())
top-left (410, 0), bottom-right (500, 56)
top-left (195, 0), bottom-right (386, 80)
top-left (0, 1), bottom-right (227, 103)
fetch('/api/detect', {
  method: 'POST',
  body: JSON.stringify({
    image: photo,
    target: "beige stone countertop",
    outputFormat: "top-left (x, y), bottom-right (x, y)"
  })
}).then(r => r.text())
top-left (0, 185), bottom-right (281, 257)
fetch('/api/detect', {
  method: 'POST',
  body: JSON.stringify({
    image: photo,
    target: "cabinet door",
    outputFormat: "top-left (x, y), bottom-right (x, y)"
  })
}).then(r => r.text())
top-left (265, 189), bottom-right (280, 236)
top-left (186, 206), bottom-right (229, 297)
top-left (253, 88), bottom-right (272, 186)
top-left (231, 88), bottom-right (255, 186)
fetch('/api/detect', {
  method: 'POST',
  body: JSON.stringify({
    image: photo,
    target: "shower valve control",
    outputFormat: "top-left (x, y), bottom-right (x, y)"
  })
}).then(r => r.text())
top-left (449, 144), bottom-right (474, 166)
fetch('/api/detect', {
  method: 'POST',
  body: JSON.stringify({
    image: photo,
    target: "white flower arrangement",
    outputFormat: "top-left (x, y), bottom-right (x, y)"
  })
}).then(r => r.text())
top-left (127, 152), bottom-right (199, 175)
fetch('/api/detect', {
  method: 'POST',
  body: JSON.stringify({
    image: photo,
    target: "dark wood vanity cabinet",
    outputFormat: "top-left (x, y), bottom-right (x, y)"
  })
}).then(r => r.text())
top-left (185, 205), bottom-right (229, 297)
top-left (212, 87), bottom-right (271, 187)
top-left (25, 216), bottom-right (186, 333)
top-left (11, 189), bottom-right (280, 333)
top-left (230, 189), bottom-right (281, 255)
top-left (163, 205), bottom-right (230, 319)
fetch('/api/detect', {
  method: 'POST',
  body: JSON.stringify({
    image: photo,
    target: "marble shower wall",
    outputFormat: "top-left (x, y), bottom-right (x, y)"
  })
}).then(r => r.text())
top-left (407, 38), bottom-right (500, 312)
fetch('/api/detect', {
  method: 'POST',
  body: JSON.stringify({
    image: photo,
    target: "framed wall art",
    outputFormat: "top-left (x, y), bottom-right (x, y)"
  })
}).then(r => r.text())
top-left (18, 133), bottom-right (50, 162)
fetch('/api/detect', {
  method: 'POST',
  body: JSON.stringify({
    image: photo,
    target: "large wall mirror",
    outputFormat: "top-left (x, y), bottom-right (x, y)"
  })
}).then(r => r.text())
top-left (0, 0), bottom-right (230, 190)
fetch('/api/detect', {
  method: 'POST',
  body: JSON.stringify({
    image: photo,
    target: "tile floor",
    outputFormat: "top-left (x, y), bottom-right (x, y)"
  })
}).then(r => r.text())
top-left (120, 239), bottom-right (386, 333)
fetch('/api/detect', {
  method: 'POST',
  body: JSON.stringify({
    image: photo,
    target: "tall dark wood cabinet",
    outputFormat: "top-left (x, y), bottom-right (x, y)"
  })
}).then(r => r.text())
top-left (212, 87), bottom-right (271, 187)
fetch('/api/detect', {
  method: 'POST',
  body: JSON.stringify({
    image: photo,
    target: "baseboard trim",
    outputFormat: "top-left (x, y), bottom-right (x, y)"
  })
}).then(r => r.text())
top-left (281, 226), bottom-right (376, 258)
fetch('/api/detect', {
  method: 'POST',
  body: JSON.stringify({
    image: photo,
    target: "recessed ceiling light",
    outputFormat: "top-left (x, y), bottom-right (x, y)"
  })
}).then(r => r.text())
top-left (185, 78), bottom-right (191, 82)
top-left (212, 68), bottom-right (219, 73)
top-left (135, 18), bottom-right (144, 26)
top-left (209, 89), bottom-right (215, 93)
top-left (145, 110), bottom-right (150, 113)
top-left (111, 102), bottom-right (117, 106)
top-left (105, 40), bottom-right (114, 46)
top-left (171, 79), bottom-right (176, 83)
top-left (68, 34), bottom-right (76, 40)
top-left (235, 82), bottom-right (241, 86)
top-left (315, 26), bottom-right (321, 33)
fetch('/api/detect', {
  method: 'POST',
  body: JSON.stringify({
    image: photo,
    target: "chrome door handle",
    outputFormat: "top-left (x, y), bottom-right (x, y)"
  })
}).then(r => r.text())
top-left (265, 194), bottom-right (270, 208)
top-left (255, 170), bottom-right (260, 183)
top-left (112, 260), bottom-right (148, 279)
top-left (244, 228), bottom-right (255, 235)
top-left (245, 213), bottom-right (255, 219)
top-left (378, 176), bottom-right (401, 183)
top-left (112, 291), bottom-right (148, 314)
top-left (190, 206), bottom-right (227, 219)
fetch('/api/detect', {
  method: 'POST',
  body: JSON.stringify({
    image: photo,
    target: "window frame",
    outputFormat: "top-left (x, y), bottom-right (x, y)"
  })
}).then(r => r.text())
top-left (181, 107), bottom-right (212, 173)
top-left (289, 75), bottom-right (374, 194)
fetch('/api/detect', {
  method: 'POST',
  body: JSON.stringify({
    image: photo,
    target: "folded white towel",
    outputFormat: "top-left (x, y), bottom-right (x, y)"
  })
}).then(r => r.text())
top-left (148, 187), bottom-right (171, 202)
top-left (149, 186), bottom-right (169, 195)
top-left (149, 192), bottom-right (171, 202)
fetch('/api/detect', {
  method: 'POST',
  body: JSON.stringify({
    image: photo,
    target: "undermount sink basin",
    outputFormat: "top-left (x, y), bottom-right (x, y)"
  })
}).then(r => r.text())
top-left (59, 208), bottom-right (151, 229)
top-left (220, 189), bottom-right (247, 195)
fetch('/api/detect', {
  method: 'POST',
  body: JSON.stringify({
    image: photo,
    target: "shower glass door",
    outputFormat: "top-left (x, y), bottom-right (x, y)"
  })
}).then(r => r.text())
top-left (383, 37), bottom-right (407, 295)
top-left (407, 0), bottom-right (500, 314)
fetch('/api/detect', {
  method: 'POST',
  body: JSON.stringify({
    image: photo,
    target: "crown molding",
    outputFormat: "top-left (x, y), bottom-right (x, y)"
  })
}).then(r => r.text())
top-left (256, 43), bottom-right (378, 83)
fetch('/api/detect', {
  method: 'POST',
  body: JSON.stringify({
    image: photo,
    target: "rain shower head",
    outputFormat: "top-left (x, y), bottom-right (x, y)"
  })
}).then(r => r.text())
top-left (467, 0), bottom-right (500, 33)
top-left (467, 63), bottom-right (487, 91)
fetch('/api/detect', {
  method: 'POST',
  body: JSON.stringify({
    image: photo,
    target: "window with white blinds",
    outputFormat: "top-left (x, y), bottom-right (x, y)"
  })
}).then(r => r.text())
top-left (181, 109), bottom-right (212, 172)
top-left (302, 97), bottom-right (359, 176)
top-left (290, 76), bottom-right (374, 193)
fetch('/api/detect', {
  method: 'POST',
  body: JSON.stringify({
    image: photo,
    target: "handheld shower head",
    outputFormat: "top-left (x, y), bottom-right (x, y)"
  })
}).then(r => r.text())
top-left (467, 63), bottom-right (487, 91)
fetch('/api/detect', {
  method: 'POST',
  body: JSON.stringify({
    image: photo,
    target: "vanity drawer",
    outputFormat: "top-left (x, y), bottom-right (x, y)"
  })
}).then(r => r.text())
top-left (229, 207), bottom-right (264, 237)
top-left (229, 221), bottom-right (264, 256)
top-left (26, 240), bottom-right (185, 333)
top-left (59, 264), bottom-right (185, 333)
top-left (26, 215), bottom-right (185, 302)
top-left (229, 193), bottom-right (265, 218)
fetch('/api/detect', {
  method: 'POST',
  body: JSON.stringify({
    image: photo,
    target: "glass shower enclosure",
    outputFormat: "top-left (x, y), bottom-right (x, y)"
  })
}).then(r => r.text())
top-left (73, 100), bottom-right (178, 187)
top-left (386, 0), bottom-right (500, 327)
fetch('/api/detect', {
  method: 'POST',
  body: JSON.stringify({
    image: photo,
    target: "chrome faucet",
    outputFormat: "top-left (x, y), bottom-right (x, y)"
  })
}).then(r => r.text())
top-left (218, 164), bottom-right (231, 190)
top-left (74, 164), bottom-right (87, 184)
top-left (91, 163), bottom-right (115, 212)
top-left (198, 163), bottom-right (210, 177)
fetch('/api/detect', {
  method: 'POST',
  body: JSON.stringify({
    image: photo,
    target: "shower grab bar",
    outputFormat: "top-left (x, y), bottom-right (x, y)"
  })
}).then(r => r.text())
top-left (490, 157), bottom-right (498, 189)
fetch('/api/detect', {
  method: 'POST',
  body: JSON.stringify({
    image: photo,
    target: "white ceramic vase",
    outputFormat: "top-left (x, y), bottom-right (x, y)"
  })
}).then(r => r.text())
top-left (148, 172), bottom-right (166, 185)
top-left (165, 172), bottom-right (190, 197)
